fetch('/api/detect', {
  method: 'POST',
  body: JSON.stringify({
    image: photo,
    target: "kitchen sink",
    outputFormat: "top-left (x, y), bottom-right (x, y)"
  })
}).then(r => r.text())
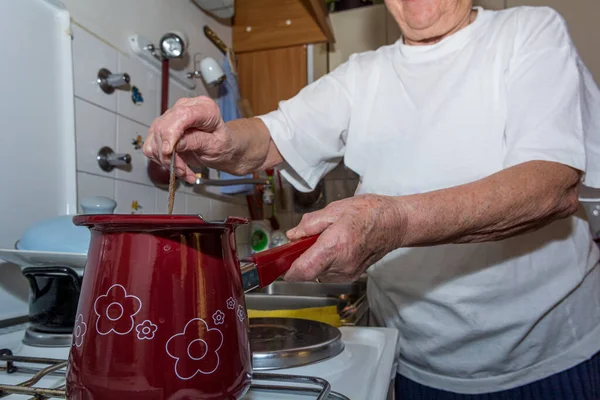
top-left (245, 276), bottom-right (370, 326)
top-left (253, 279), bottom-right (366, 298)
top-left (244, 294), bottom-right (339, 310)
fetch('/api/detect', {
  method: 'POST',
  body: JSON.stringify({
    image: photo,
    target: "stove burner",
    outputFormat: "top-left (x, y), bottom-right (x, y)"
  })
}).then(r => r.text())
top-left (22, 327), bottom-right (72, 348)
top-left (250, 318), bottom-right (345, 371)
top-left (0, 349), bottom-right (16, 374)
top-left (250, 322), bottom-right (298, 344)
top-left (0, 350), bottom-right (67, 398)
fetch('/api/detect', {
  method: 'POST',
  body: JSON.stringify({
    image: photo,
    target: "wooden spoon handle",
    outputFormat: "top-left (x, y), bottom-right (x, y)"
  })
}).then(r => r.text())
top-left (167, 153), bottom-right (176, 215)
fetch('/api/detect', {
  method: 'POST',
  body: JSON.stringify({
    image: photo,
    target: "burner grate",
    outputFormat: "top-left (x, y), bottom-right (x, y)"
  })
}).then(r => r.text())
top-left (0, 350), bottom-right (350, 400)
top-left (0, 349), bottom-right (66, 399)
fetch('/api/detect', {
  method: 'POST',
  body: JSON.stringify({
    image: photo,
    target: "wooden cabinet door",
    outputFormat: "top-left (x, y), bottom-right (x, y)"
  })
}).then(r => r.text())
top-left (237, 45), bottom-right (307, 117)
top-left (507, 0), bottom-right (600, 81)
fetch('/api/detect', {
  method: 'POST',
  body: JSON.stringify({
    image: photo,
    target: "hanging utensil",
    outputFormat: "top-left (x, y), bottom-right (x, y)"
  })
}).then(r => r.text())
top-left (167, 152), bottom-right (177, 214)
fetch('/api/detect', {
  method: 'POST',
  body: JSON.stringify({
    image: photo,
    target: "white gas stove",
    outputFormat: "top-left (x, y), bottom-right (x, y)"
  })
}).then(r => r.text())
top-left (0, 322), bottom-right (398, 400)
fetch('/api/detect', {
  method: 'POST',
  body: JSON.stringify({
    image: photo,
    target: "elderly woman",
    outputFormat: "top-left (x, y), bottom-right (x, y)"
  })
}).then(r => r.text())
top-left (144, 0), bottom-right (600, 398)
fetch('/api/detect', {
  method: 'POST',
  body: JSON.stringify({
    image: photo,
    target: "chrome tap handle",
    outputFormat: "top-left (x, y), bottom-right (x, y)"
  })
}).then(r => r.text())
top-left (97, 68), bottom-right (130, 94)
top-left (97, 146), bottom-right (131, 172)
top-left (106, 72), bottom-right (130, 87)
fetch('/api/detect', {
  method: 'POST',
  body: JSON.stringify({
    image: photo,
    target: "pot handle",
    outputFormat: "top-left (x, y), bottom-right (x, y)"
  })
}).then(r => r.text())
top-left (241, 235), bottom-right (318, 292)
top-left (22, 266), bottom-right (82, 293)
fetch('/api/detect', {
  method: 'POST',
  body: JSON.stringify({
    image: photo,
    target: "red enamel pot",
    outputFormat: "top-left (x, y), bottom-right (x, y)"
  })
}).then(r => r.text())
top-left (65, 214), bottom-right (317, 400)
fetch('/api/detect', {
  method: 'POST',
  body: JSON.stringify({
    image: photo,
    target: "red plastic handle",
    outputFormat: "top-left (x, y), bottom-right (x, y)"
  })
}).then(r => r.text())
top-left (249, 235), bottom-right (318, 288)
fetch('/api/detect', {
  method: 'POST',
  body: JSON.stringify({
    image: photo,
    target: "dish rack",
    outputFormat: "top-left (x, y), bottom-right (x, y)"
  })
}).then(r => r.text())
top-left (0, 350), bottom-right (350, 400)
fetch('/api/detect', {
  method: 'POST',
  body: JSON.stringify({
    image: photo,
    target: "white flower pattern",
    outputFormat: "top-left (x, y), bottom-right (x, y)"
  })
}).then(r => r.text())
top-left (165, 318), bottom-right (224, 379)
top-left (94, 284), bottom-right (142, 336)
top-left (237, 305), bottom-right (245, 322)
top-left (212, 310), bottom-right (225, 325)
top-left (135, 320), bottom-right (158, 340)
top-left (73, 314), bottom-right (87, 347)
top-left (226, 297), bottom-right (235, 310)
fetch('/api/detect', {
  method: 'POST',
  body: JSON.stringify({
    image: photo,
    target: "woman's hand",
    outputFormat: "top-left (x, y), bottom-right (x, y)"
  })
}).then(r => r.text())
top-left (143, 96), bottom-right (235, 184)
top-left (284, 194), bottom-right (404, 282)
top-left (144, 96), bottom-right (280, 183)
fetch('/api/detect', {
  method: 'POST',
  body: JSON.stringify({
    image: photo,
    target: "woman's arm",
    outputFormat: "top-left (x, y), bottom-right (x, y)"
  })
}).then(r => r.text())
top-left (284, 160), bottom-right (581, 282)
top-left (396, 160), bottom-right (580, 246)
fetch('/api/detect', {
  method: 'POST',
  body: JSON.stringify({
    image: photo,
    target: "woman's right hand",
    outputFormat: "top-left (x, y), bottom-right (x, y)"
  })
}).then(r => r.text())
top-left (143, 96), bottom-right (235, 184)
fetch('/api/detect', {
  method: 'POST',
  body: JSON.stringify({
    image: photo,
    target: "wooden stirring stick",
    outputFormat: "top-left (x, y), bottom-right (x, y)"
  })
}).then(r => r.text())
top-left (167, 152), bottom-right (176, 215)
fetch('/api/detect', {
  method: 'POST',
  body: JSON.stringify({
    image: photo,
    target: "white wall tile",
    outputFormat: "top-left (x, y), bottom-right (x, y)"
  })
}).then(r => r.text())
top-left (211, 199), bottom-right (231, 220)
top-left (116, 116), bottom-right (154, 185)
top-left (75, 98), bottom-right (116, 177)
top-left (76, 172), bottom-right (115, 212)
top-left (117, 54), bottom-right (159, 126)
top-left (275, 212), bottom-right (294, 233)
top-left (185, 194), bottom-right (212, 218)
top-left (168, 81), bottom-right (191, 109)
top-left (114, 180), bottom-right (156, 214)
top-left (236, 224), bottom-right (250, 245)
top-left (155, 187), bottom-right (186, 214)
top-left (211, 199), bottom-right (250, 220)
top-left (72, 25), bottom-right (118, 111)
top-left (274, 184), bottom-right (294, 214)
top-left (236, 243), bottom-right (251, 258)
top-left (325, 179), bottom-right (358, 204)
top-left (291, 212), bottom-right (303, 228)
top-left (274, 212), bottom-right (302, 232)
top-left (324, 164), bottom-right (359, 180)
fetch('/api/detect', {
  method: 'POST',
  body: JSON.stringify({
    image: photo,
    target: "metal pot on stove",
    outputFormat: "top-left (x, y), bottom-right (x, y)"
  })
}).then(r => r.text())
top-left (16, 196), bottom-right (117, 254)
top-left (17, 197), bottom-right (116, 341)
top-left (66, 213), bottom-right (318, 400)
top-left (22, 266), bottom-right (82, 335)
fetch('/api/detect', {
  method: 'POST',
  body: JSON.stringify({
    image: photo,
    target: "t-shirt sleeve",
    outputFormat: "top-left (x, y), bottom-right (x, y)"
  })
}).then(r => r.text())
top-left (503, 8), bottom-right (588, 176)
top-left (257, 59), bottom-right (354, 192)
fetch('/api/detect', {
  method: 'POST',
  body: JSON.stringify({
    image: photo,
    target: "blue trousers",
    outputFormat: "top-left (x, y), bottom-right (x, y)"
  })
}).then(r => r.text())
top-left (395, 352), bottom-right (600, 400)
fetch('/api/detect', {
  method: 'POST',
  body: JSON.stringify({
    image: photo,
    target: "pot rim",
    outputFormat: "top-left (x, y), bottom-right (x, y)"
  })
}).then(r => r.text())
top-left (73, 214), bottom-right (249, 231)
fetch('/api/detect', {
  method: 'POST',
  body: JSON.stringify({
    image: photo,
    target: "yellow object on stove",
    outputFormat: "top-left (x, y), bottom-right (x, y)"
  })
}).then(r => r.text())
top-left (247, 305), bottom-right (342, 328)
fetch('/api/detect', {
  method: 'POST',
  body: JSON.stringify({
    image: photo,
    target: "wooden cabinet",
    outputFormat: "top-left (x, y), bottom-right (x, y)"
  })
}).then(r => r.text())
top-left (237, 45), bottom-right (307, 116)
top-left (232, 0), bottom-right (334, 116)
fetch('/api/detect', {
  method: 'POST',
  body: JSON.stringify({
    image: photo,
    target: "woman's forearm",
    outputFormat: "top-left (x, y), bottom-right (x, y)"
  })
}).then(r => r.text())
top-left (393, 161), bottom-right (581, 248)
top-left (225, 118), bottom-right (284, 175)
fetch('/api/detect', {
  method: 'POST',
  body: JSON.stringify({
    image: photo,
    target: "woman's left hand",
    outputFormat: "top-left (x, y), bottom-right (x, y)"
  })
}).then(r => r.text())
top-left (284, 194), bottom-right (404, 282)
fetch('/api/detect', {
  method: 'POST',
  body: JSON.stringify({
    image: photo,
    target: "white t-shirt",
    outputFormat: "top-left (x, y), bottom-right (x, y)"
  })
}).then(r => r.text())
top-left (258, 5), bottom-right (600, 394)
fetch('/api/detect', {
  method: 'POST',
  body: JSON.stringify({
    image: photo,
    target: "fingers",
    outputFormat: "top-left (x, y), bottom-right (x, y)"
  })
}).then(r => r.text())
top-left (284, 230), bottom-right (338, 282)
top-left (173, 153), bottom-right (196, 184)
top-left (154, 106), bottom-right (196, 159)
top-left (143, 96), bottom-right (221, 167)
top-left (287, 207), bottom-right (341, 240)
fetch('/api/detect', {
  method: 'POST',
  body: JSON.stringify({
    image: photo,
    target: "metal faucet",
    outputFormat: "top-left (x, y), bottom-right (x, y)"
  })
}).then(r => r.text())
top-left (193, 166), bottom-right (274, 204)
top-left (193, 166), bottom-right (270, 187)
top-left (194, 176), bottom-right (270, 186)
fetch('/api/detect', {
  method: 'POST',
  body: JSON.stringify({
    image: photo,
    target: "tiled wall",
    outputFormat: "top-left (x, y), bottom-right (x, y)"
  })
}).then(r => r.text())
top-left (70, 25), bottom-right (248, 240)
top-left (70, 24), bottom-right (359, 255)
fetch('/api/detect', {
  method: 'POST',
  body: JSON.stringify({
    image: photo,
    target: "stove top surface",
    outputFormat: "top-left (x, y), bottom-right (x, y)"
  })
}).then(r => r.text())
top-left (0, 324), bottom-right (398, 400)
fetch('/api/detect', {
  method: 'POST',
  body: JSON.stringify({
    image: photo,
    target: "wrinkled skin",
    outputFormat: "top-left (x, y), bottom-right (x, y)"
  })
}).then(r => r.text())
top-left (143, 96), bottom-right (235, 185)
top-left (385, 0), bottom-right (474, 45)
top-left (283, 194), bottom-right (404, 282)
